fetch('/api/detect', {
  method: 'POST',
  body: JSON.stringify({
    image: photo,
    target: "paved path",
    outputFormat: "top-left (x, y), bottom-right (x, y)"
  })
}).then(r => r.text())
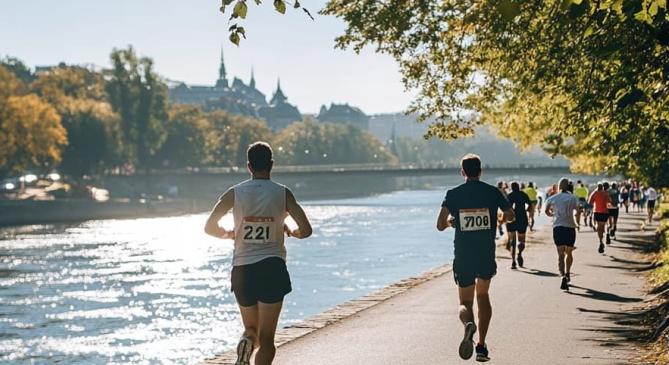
top-left (204, 212), bottom-right (655, 365)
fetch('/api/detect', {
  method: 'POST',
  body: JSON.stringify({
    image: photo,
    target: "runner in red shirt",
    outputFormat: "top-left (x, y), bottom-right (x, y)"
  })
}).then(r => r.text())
top-left (588, 183), bottom-right (611, 254)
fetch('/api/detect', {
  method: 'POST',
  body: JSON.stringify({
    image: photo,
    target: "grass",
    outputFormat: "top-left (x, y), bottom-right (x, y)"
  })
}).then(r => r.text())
top-left (642, 201), bottom-right (669, 364)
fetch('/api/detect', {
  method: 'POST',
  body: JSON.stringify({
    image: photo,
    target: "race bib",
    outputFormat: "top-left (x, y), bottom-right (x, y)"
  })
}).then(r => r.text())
top-left (242, 216), bottom-right (274, 244)
top-left (459, 208), bottom-right (491, 232)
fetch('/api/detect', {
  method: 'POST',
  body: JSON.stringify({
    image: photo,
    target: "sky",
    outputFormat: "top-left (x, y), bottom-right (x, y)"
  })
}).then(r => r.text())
top-left (0, 0), bottom-right (413, 114)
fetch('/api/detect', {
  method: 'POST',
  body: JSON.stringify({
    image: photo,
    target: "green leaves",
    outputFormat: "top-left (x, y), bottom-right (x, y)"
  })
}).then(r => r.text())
top-left (228, 24), bottom-right (246, 46)
top-left (233, 1), bottom-right (248, 18)
top-left (274, 0), bottom-right (286, 14)
top-left (497, 0), bottom-right (521, 21)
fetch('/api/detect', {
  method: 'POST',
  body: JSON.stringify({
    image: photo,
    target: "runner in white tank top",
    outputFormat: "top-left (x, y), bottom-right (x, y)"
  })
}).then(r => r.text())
top-left (205, 142), bottom-right (312, 365)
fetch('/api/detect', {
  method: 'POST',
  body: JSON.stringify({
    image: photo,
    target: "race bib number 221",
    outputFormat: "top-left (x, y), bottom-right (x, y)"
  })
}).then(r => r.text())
top-left (459, 208), bottom-right (491, 232)
top-left (242, 216), bottom-right (274, 244)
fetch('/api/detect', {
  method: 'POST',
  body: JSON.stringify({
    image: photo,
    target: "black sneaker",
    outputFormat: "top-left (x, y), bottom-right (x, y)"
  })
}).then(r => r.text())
top-left (235, 335), bottom-right (254, 365)
top-left (475, 343), bottom-right (490, 362)
top-left (517, 253), bottom-right (524, 267)
top-left (560, 276), bottom-right (569, 290)
top-left (565, 273), bottom-right (571, 283)
top-left (511, 261), bottom-right (517, 270)
top-left (459, 322), bottom-right (477, 360)
top-left (606, 234), bottom-right (611, 245)
top-left (598, 243), bottom-right (605, 253)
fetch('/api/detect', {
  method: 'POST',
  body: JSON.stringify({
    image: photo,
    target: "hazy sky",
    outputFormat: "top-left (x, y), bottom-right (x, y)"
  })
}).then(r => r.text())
top-left (0, 0), bottom-right (413, 114)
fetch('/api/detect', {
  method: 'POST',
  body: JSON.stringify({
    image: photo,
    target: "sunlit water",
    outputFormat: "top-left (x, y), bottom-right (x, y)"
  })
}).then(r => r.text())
top-left (0, 174), bottom-right (590, 364)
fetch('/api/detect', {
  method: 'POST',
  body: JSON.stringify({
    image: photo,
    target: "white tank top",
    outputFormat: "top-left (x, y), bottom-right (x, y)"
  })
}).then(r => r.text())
top-left (232, 179), bottom-right (287, 266)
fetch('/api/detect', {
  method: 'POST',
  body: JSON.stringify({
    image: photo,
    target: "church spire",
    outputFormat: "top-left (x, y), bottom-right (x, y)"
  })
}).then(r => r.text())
top-left (270, 77), bottom-right (287, 105)
top-left (249, 68), bottom-right (256, 89)
top-left (216, 45), bottom-right (228, 88)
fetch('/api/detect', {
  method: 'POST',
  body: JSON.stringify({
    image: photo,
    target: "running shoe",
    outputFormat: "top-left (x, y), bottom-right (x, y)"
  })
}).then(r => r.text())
top-left (598, 243), bottom-right (605, 253)
top-left (475, 343), bottom-right (490, 362)
top-left (459, 322), bottom-right (477, 360)
top-left (560, 276), bottom-right (569, 290)
top-left (511, 261), bottom-right (517, 270)
top-left (517, 253), bottom-right (524, 268)
top-left (235, 335), bottom-right (254, 365)
top-left (606, 234), bottom-right (611, 245)
top-left (565, 273), bottom-right (571, 283)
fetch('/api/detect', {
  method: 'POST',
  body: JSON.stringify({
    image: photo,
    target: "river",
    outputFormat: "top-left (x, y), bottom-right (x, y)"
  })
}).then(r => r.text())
top-left (0, 171), bottom-right (598, 364)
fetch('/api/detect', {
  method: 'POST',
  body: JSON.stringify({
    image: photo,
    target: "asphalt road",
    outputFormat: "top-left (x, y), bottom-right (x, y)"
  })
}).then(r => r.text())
top-left (270, 212), bottom-right (653, 365)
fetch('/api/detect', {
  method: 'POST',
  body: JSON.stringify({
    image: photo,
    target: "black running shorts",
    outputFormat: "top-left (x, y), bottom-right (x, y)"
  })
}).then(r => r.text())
top-left (553, 226), bottom-right (576, 247)
top-left (594, 212), bottom-right (609, 222)
top-left (231, 257), bottom-right (292, 307)
top-left (608, 208), bottom-right (619, 219)
top-left (507, 221), bottom-right (528, 234)
top-left (453, 249), bottom-right (496, 288)
top-left (648, 200), bottom-right (656, 209)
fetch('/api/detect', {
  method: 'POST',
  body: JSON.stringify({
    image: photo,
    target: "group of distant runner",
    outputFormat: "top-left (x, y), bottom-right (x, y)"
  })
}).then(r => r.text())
top-left (203, 143), bottom-right (662, 364)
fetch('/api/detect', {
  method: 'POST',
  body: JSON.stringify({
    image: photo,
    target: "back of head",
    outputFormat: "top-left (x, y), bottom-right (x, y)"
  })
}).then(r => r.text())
top-left (511, 181), bottom-right (520, 192)
top-left (612, 183), bottom-right (617, 189)
top-left (558, 178), bottom-right (570, 192)
top-left (528, 182), bottom-right (534, 188)
top-left (577, 180), bottom-right (583, 186)
top-left (497, 181), bottom-right (504, 189)
top-left (597, 183), bottom-right (604, 191)
top-left (247, 141), bottom-right (273, 172)
top-left (461, 153), bottom-right (482, 178)
top-left (603, 181), bottom-right (610, 190)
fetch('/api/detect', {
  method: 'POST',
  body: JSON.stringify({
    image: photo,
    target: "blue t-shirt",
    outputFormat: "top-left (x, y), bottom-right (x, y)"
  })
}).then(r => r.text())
top-left (442, 180), bottom-right (510, 254)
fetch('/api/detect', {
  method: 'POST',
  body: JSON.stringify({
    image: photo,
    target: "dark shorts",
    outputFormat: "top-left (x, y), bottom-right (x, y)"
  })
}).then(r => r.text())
top-left (608, 208), bottom-right (619, 218)
top-left (231, 257), bottom-right (292, 307)
top-left (594, 212), bottom-right (609, 222)
top-left (453, 249), bottom-right (497, 288)
top-left (507, 220), bottom-right (528, 233)
top-left (648, 200), bottom-right (656, 209)
top-left (553, 226), bottom-right (576, 247)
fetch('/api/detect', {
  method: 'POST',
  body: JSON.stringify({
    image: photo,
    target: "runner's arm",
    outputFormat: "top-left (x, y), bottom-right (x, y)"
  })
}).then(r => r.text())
top-left (436, 207), bottom-right (451, 231)
top-left (286, 189), bottom-right (312, 239)
top-left (544, 201), bottom-right (554, 217)
top-left (204, 188), bottom-right (235, 239)
top-left (503, 208), bottom-right (515, 223)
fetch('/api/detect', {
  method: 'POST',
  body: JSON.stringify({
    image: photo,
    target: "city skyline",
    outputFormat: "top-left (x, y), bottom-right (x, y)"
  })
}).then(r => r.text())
top-left (0, 0), bottom-right (414, 114)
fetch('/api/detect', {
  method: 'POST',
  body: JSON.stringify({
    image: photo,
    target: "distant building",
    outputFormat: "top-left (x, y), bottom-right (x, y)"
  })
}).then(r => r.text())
top-left (317, 103), bottom-right (369, 130)
top-left (169, 49), bottom-right (303, 130)
top-left (259, 79), bottom-right (302, 131)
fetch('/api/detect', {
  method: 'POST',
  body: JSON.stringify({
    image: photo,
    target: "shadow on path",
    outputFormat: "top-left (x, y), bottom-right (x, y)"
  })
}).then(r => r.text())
top-left (568, 285), bottom-right (643, 303)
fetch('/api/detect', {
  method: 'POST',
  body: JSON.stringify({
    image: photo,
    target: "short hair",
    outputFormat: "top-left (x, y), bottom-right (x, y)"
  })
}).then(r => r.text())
top-left (597, 183), bottom-right (604, 190)
top-left (511, 181), bottom-right (520, 191)
top-left (461, 153), bottom-right (482, 178)
top-left (528, 182), bottom-right (534, 188)
top-left (559, 178), bottom-right (570, 192)
top-left (612, 183), bottom-right (617, 189)
top-left (603, 181), bottom-right (610, 190)
top-left (247, 141), bottom-right (273, 171)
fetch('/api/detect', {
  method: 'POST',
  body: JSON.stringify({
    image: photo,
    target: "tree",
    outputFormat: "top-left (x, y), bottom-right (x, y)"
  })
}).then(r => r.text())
top-left (0, 56), bottom-right (35, 83)
top-left (205, 110), bottom-right (273, 166)
top-left (273, 119), bottom-right (397, 165)
top-left (0, 94), bottom-right (67, 175)
top-left (106, 47), bottom-right (168, 170)
top-left (155, 104), bottom-right (211, 168)
top-left (32, 65), bottom-right (122, 178)
top-left (321, 0), bottom-right (669, 186)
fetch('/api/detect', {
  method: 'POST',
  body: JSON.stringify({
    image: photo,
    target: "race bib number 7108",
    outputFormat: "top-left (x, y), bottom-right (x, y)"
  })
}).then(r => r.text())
top-left (242, 216), bottom-right (274, 244)
top-left (459, 208), bottom-right (491, 232)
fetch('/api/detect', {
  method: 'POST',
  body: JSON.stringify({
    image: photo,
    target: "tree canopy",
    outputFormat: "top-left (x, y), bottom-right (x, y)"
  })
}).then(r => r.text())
top-left (320, 0), bottom-right (669, 186)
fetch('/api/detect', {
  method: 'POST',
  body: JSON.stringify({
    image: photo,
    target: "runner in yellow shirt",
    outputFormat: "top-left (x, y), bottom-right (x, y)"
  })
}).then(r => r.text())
top-left (574, 180), bottom-right (589, 230)
top-left (523, 182), bottom-right (539, 231)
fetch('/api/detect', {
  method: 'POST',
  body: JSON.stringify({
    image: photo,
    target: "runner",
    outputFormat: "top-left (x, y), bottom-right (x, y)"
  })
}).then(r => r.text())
top-left (437, 154), bottom-right (514, 362)
top-left (546, 183), bottom-right (558, 199)
top-left (607, 182), bottom-right (620, 240)
top-left (204, 141), bottom-right (312, 365)
top-left (630, 182), bottom-right (641, 212)
top-left (496, 181), bottom-right (508, 239)
top-left (646, 185), bottom-right (658, 224)
top-left (523, 182), bottom-right (539, 231)
top-left (544, 178), bottom-right (579, 290)
top-left (506, 181), bottom-right (531, 269)
top-left (573, 180), bottom-right (589, 230)
top-left (588, 183), bottom-right (612, 253)
top-left (620, 184), bottom-right (630, 214)
top-left (640, 184), bottom-right (648, 212)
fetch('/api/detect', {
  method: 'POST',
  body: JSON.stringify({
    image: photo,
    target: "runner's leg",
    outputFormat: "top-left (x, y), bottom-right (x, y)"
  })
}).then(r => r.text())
top-left (517, 232), bottom-right (526, 267)
top-left (255, 301), bottom-right (283, 365)
top-left (509, 230), bottom-right (517, 268)
top-left (237, 304), bottom-right (259, 365)
top-left (565, 246), bottom-right (574, 277)
top-left (458, 285), bottom-right (476, 325)
top-left (556, 245), bottom-right (566, 276)
top-left (475, 279), bottom-right (492, 346)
